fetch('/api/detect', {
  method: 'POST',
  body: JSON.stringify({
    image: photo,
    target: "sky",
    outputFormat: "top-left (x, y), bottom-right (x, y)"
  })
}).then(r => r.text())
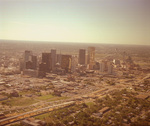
top-left (0, 0), bottom-right (150, 45)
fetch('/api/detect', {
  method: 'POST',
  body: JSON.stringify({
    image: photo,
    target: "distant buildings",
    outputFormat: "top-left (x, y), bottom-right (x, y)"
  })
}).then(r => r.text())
top-left (100, 61), bottom-right (106, 72)
top-left (39, 62), bottom-right (47, 72)
top-left (113, 59), bottom-right (120, 66)
top-left (32, 55), bottom-right (37, 70)
top-left (87, 47), bottom-right (95, 70)
top-left (20, 47), bottom-right (117, 77)
top-left (21, 50), bottom-right (38, 77)
top-left (78, 49), bottom-right (86, 65)
top-left (51, 49), bottom-right (56, 71)
top-left (26, 61), bottom-right (33, 69)
top-left (61, 55), bottom-right (72, 73)
top-left (23, 50), bottom-right (37, 70)
top-left (72, 55), bottom-right (78, 72)
top-left (24, 50), bottom-right (32, 62)
top-left (24, 50), bottom-right (32, 69)
top-left (42, 52), bottom-right (51, 72)
top-left (20, 47), bottom-right (99, 77)
top-left (93, 62), bottom-right (100, 70)
top-left (99, 60), bottom-right (113, 75)
top-left (107, 62), bottom-right (113, 74)
top-left (57, 54), bottom-right (62, 65)
top-left (19, 58), bottom-right (24, 71)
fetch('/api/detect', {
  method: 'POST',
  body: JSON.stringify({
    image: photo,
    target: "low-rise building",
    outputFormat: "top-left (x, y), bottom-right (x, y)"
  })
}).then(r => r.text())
top-left (20, 118), bottom-right (46, 126)
top-left (0, 95), bottom-right (8, 101)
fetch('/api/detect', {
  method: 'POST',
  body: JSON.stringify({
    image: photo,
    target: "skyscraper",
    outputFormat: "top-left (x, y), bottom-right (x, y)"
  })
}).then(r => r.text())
top-left (78, 49), bottom-right (86, 65)
top-left (31, 55), bottom-right (37, 70)
top-left (107, 62), bottom-right (113, 74)
top-left (87, 47), bottom-right (95, 69)
top-left (24, 50), bottom-right (32, 62)
top-left (19, 58), bottom-right (24, 71)
top-left (51, 49), bottom-right (56, 71)
top-left (100, 61), bottom-right (106, 72)
top-left (57, 54), bottom-right (62, 64)
top-left (61, 55), bottom-right (72, 72)
top-left (26, 61), bottom-right (33, 69)
top-left (72, 55), bottom-right (78, 72)
top-left (42, 52), bottom-right (51, 72)
top-left (38, 62), bottom-right (47, 77)
top-left (24, 50), bottom-right (32, 69)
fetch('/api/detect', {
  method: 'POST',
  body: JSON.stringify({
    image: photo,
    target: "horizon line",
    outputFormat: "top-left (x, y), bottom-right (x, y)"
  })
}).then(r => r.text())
top-left (0, 39), bottom-right (149, 46)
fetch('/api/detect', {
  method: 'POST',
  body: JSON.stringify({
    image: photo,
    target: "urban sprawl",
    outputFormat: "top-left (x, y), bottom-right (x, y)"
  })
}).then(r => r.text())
top-left (0, 46), bottom-right (150, 126)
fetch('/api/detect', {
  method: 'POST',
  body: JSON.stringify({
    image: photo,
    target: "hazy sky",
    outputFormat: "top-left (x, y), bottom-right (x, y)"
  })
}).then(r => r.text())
top-left (0, 0), bottom-right (150, 45)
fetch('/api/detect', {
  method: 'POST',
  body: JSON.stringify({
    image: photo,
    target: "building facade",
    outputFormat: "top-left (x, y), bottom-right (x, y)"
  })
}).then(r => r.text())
top-left (51, 49), bottom-right (56, 71)
top-left (61, 55), bottom-right (72, 72)
top-left (78, 49), bottom-right (86, 65)
top-left (87, 47), bottom-right (95, 69)
top-left (42, 53), bottom-right (51, 72)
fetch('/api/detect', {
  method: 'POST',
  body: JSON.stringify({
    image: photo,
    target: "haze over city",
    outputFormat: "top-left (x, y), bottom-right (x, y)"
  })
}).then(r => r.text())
top-left (0, 1), bottom-right (150, 125)
top-left (0, 0), bottom-right (150, 45)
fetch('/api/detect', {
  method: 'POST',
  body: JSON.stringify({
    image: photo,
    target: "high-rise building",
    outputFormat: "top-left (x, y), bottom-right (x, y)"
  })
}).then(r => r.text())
top-left (87, 47), bottom-right (95, 69)
top-left (100, 61), bottom-right (106, 72)
top-left (39, 62), bottom-right (47, 72)
top-left (38, 62), bottom-right (47, 77)
top-left (19, 58), bottom-right (24, 71)
top-left (93, 62), bottom-right (100, 70)
top-left (26, 61), bottom-right (33, 69)
top-left (100, 61), bottom-right (107, 72)
top-left (24, 50), bottom-right (32, 69)
top-left (42, 53), bottom-right (51, 72)
top-left (51, 49), bottom-right (56, 71)
top-left (57, 54), bottom-right (62, 64)
top-left (61, 55), bottom-right (72, 72)
top-left (24, 50), bottom-right (32, 62)
top-left (32, 55), bottom-right (37, 70)
top-left (107, 62), bottom-right (113, 74)
top-left (78, 49), bottom-right (86, 65)
top-left (71, 55), bottom-right (78, 72)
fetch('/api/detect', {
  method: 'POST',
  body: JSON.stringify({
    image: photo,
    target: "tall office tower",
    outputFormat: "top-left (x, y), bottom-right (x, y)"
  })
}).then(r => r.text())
top-left (38, 62), bottom-right (47, 77)
top-left (25, 61), bottom-right (33, 69)
top-left (57, 54), bottom-right (62, 64)
top-left (39, 62), bottom-right (47, 72)
top-left (107, 62), bottom-right (113, 74)
top-left (61, 55), bottom-right (72, 72)
top-left (24, 50), bottom-right (32, 69)
top-left (94, 62), bottom-right (100, 70)
top-left (19, 58), bottom-right (24, 71)
top-left (24, 50), bottom-right (32, 62)
top-left (51, 49), bottom-right (56, 71)
top-left (78, 49), bottom-right (86, 65)
top-left (32, 55), bottom-right (37, 70)
top-left (71, 55), bottom-right (78, 72)
top-left (100, 61), bottom-right (106, 72)
top-left (42, 53), bottom-right (51, 72)
top-left (85, 54), bottom-right (88, 64)
top-left (87, 47), bottom-right (95, 69)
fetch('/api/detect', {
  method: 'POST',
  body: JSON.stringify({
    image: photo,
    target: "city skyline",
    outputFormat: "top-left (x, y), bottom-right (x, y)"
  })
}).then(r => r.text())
top-left (0, 36), bottom-right (150, 125)
top-left (0, 0), bottom-right (150, 45)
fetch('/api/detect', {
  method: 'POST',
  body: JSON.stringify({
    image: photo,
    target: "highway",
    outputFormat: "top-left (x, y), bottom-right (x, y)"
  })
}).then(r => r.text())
top-left (0, 86), bottom-right (124, 126)
top-left (0, 101), bottom-right (75, 126)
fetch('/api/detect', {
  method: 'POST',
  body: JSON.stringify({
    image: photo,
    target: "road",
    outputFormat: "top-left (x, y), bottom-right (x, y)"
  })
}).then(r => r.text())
top-left (0, 101), bottom-right (75, 126)
top-left (0, 83), bottom-right (128, 126)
